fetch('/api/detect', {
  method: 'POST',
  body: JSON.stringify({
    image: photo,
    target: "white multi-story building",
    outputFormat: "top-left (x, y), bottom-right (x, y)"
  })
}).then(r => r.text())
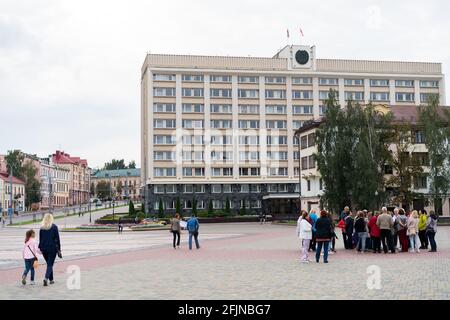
top-left (39, 157), bottom-right (70, 209)
top-left (141, 44), bottom-right (445, 216)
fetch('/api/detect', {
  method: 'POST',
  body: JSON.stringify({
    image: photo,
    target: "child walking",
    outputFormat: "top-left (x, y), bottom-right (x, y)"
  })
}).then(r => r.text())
top-left (22, 229), bottom-right (40, 285)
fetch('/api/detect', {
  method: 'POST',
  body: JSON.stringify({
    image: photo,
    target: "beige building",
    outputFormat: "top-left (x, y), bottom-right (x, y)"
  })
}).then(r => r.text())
top-left (52, 151), bottom-right (91, 205)
top-left (296, 105), bottom-right (450, 216)
top-left (39, 157), bottom-right (70, 209)
top-left (140, 44), bottom-right (445, 216)
top-left (0, 172), bottom-right (26, 213)
top-left (91, 169), bottom-right (141, 201)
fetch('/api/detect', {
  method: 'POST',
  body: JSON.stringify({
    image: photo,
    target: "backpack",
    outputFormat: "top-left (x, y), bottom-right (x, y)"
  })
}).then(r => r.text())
top-left (187, 218), bottom-right (199, 232)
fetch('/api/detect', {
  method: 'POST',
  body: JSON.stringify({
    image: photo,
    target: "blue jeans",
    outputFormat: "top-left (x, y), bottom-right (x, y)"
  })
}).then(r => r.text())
top-left (316, 241), bottom-right (329, 262)
top-left (42, 251), bottom-right (57, 281)
top-left (427, 231), bottom-right (437, 251)
top-left (23, 258), bottom-right (35, 281)
top-left (189, 231), bottom-right (200, 250)
top-left (357, 232), bottom-right (368, 252)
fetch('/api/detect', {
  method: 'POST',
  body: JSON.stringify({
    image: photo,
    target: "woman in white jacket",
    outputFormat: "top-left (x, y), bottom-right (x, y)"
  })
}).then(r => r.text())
top-left (296, 210), bottom-right (313, 263)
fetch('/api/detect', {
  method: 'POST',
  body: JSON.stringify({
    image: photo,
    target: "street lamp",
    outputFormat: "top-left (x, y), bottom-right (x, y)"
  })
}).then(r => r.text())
top-left (112, 198), bottom-right (116, 221)
top-left (295, 131), bottom-right (302, 213)
top-left (126, 171), bottom-right (131, 205)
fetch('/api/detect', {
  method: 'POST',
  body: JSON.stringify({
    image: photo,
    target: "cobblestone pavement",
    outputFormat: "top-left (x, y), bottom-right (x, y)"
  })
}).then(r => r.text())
top-left (0, 223), bottom-right (449, 300)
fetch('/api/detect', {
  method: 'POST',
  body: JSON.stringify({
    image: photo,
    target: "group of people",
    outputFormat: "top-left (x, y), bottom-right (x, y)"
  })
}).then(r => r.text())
top-left (170, 214), bottom-right (201, 250)
top-left (296, 206), bottom-right (439, 263)
top-left (21, 213), bottom-right (62, 286)
top-left (338, 206), bottom-right (438, 254)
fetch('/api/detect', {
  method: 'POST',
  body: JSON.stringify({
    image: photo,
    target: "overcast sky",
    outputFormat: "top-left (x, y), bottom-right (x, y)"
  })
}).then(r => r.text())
top-left (1, 0), bottom-right (449, 169)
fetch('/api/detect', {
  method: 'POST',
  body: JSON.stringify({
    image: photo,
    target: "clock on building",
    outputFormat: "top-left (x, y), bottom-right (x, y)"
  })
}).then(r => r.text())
top-left (295, 50), bottom-right (310, 65)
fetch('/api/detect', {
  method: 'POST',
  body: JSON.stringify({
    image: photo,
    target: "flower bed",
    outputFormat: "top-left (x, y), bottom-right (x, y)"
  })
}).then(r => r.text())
top-left (130, 223), bottom-right (167, 231)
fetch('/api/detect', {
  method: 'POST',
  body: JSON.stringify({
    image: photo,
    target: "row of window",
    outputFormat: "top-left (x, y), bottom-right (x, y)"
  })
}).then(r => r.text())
top-left (153, 199), bottom-right (262, 210)
top-left (154, 134), bottom-right (299, 145)
top-left (154, 88), bottom-right (438, 102)
top-left (153, 167), bottom-right (290, 177)
top-left (153, 74), bottom-right (439, 88)
top-left (153, 151), bottom-right (296, 161)
top-left (153, 119), bottom-right (291, 129)
top-left (153, 183), bottom-right (294, 194)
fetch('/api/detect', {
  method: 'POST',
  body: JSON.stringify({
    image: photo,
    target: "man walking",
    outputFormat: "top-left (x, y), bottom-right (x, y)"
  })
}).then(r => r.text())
top-left (187, 214), bottom-right (200, 250)
top-left (344, 211), bottom-right (354, 249)
top-left (377, 207), bottom-right (395, 254)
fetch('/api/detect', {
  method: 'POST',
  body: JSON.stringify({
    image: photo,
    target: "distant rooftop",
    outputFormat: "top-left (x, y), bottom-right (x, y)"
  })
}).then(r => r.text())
top-left (92, 168), bottom-right (140, 178)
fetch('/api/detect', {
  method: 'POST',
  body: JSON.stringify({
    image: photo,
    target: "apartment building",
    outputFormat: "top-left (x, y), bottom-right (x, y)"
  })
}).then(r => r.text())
top-left (52, 151), bottom-right (91, 206)
top-left (141, 44), bottom-right (445, 215)
top-left (39, 157), bottom-right (70, 209)
top-left (0, 172), bottom-right (25, 213)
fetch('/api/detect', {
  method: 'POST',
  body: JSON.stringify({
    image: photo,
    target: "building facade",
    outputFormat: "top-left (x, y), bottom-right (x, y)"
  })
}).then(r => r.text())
top-left (0, 172), bottom-right (26, 214)
top-left (39, 157), bottom-right (70, 209)
top-left (141, 44), bottom-right (445, 215)
top-left (91, 169), bottom-right (141, 201)
top-left (52, 151), bottom-right (91, 206)
top-left (296, 105), bottom-right (450, 216)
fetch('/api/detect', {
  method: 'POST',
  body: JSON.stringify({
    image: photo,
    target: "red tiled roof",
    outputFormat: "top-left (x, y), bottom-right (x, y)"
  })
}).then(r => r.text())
top-left (0, 172), bottom-right (25, 184)
top-left (52, 151), bottom-right (88, 167)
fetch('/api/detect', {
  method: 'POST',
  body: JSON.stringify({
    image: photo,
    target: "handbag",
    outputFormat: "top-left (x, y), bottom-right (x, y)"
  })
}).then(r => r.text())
top-left (27, 245), bottom-right (39, 269)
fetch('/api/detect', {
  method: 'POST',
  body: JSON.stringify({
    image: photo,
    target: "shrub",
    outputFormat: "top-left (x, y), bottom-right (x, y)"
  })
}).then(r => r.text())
top-left (129, 201), bottom-right (135, 215)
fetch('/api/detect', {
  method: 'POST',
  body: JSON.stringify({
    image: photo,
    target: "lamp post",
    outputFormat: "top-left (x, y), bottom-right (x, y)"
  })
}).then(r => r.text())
top-left (126, 171), bottom-right (131, 205)
top-left (296, 131), bottom-right (302, 214)
top-left (88, 172), bottom-right (92, 223)
top-left (9, 166), bottom-right (13, 225)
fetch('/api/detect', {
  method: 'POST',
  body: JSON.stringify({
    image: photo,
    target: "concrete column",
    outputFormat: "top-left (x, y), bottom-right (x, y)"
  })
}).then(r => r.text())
top-left (313, 77), bottom-right (320, 118)
top-left (204, 75), bottom-right (211, 179)
top-left (414, 80), bottom-right (421, 106)
top-left (364, 78), bottom-right (370, 104)
top-left (338, 78), bottom-right (345, 107)
top-left (175, 74), bottom-right (183, 180)
top-left (232, 75), bottom-right (239, 180)
top-left (259, 77), bottom-right (267, 177)
top-left (147, 70), bottom-right (154, 181)
top-left (439, 78), bottom-right (446, 106)
top-left (389, 79), bottom-right (396, 105)
top-left (286, 77), bottom-right (294, 178)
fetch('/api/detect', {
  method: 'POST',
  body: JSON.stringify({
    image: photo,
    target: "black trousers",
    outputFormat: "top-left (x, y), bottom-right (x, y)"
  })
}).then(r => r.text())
top-left (172, 230), bottom-right (180, 248)
top-left (372, 236), bottom-right (381, 252)
top-left (380, 229), bottom-right (394, 253)
top-left (418, 230), bottom-right (428, 248)
top-left (342, 232), bottom-right (349, 249)
top-left (309, 231), bottom-right (316, 250)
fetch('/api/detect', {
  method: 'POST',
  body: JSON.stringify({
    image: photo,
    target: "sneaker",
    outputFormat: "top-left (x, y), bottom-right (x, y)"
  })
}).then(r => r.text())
top-left (328, 251), bottom-right (334, 255)
top-left (416, 249), bottom-right (420, 253)
top-left (301, 260), bottom-right (310, 264)
top-left (43, 279), bottom-right (48, 287)
top-left (324, 261), bottom-right (329, 263)
top-left (21, 275), bottom-right (26, 285)
top-left (30, 281), bottom-right (35, 285)
top-left (50, 280), bottom-right (55, 285)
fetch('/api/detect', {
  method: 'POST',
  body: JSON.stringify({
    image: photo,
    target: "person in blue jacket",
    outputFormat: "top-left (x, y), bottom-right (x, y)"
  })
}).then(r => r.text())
top-left (308, 209), bottom-right (318, 251)
top-left (186, 214), bottom-right (200, 250)
top-left (39, 213), bottom-right (62, 286)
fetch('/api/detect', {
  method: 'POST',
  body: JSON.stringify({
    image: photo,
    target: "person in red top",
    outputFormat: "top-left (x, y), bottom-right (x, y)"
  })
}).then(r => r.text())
top-left (368, 211), bottom-right (381, 253)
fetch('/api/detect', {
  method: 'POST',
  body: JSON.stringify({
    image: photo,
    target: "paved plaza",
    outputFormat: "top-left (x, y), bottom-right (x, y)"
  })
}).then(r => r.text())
top-left (0, 223), bottom-right (449, 300)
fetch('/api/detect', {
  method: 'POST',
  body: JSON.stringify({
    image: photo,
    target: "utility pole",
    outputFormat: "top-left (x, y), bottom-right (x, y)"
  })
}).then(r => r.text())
top-left (48, 169), bottom-right (53, 213)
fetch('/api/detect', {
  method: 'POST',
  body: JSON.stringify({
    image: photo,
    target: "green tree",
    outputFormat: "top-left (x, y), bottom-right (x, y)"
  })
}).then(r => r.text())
top-left (418, 94), bottom-right (450, 214)
top-left (22, 161), bottom-right (41, 210)
top-left (5, 150), bottom-right (25, 179)
top-left (192, 197), bottom-right (197, 215)
top-left (386, 123), bottom-right (423, 209)
top-left (129, 201), bottom-right (135, 216)
top-left (96, 181), bottom-right (111, 200)
top-left (225, 197), bottom-right (231, 214)
top-left (208, 200), bottom-right (214, 217)
top-left (239, 199), bottom-right (247, 216)
top-left (104, 159), bottom-right (126, 170)
top-left (90, 182), bottom-right (95, 197)
top-left (175, 197), bottom-right (181, 215)
top-left (158, 199), bottom-right (164, 218)
top-left (128, 160), bottom-right (136, 169)
top-left (116, 181), bottom-right (123, 197)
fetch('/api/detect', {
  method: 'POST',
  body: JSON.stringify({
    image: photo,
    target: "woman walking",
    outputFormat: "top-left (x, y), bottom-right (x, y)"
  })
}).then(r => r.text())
top-left (22, 229), bottom-right (40, 285)
top-left (315, 210), bottom-right (333, 263)
top-left (39, 213), bottom-right (61, 286)
top-left (170, 214), bottom-right (181, 249)
top-left (407, 210), bottom-right (420, 253)
top-left (296, 211), bottom-right (312, 263)
top-left (426, 211), bottom-right (438, 252)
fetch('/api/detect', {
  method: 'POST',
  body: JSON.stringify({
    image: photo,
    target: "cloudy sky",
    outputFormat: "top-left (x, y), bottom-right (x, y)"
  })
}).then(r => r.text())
top-left (1, 0), bottom-right (449, 169)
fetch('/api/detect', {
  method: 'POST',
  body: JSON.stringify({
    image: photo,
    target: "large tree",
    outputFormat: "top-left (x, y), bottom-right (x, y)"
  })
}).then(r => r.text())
top-left (128, 160), bottom-right (136, 169)
top-left (385, 123), bottom-right (423, 209)
top-left (22, 161), bottom-right (41, 209)
top-left (104, 159), bottom-right (126, 170)
top-left (5, 150), bottom-right (25, 179)
top-left (96, 181), bottom-right (111, 200)
top-left (418, 94), bottom-right (450, 213)
top-left (315, 91), bottom-right (393, 213)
